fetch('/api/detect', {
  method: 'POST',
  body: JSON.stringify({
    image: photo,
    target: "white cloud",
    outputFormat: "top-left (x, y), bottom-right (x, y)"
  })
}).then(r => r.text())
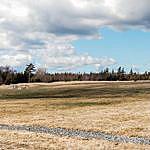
top-left (0, 0), bottom-right (149, 70)
top-left (0, 50), bottom-right (31, 67)
top-left (32, 45), bottom-right (116, 71)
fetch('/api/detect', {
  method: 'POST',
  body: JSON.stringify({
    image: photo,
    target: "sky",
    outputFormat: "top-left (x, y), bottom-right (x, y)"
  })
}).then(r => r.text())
top-left (0, 0), bottom-right (150, 73)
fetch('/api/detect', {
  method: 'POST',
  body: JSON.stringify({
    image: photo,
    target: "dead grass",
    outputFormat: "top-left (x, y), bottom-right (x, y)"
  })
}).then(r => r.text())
top-left (0, 81), bottom-right (150, 100)
top-left (0, 130), bottom-right (150, 150)
top-left (0, 81), bottom-right (150, 149)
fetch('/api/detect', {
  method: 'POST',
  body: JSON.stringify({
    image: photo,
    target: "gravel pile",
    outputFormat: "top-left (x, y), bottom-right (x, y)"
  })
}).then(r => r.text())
top-left (0, 124), bottom-right (150, 145)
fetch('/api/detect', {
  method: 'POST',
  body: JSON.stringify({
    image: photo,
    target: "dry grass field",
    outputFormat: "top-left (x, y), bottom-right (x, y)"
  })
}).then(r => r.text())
top-left (0, 130), bottom-right (149, 150)
top-left (0, 81), bottom-right (150, 149)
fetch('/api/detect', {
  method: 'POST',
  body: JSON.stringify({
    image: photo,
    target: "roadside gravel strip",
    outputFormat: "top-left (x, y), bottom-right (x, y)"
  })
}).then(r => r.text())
top-left (0, 124), bottom-right (150, 145)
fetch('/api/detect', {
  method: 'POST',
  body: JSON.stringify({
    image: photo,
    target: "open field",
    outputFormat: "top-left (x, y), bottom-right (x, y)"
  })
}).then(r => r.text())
top-left (0, 81), bottom-right (150, 149)
top-left (1, 130), bottom-right (149, 150)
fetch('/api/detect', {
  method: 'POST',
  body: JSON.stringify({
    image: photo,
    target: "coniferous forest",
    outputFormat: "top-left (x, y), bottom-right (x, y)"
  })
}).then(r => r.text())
top-left (0, 63), bottom-right (150, 85)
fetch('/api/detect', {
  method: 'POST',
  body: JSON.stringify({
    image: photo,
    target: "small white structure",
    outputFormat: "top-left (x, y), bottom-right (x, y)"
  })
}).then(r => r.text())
top-left (8, 84), bottom-right (29, 90)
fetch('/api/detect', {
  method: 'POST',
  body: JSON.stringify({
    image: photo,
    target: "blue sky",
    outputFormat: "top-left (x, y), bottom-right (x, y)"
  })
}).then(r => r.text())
top-left (1, 0), bottom-right (150, 73)
top-left (73, 28), bottom-right (150, 72)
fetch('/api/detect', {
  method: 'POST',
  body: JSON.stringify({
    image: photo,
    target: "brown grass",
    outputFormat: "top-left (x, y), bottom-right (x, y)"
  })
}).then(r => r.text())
top-left (0, 130), bottom-right (149, 150)
top-left (0, 81), bottom-right (150, 149)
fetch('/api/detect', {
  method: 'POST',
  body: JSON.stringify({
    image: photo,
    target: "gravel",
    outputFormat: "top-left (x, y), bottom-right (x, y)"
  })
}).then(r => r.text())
top-left (0, 124), bottom-right (150, 145)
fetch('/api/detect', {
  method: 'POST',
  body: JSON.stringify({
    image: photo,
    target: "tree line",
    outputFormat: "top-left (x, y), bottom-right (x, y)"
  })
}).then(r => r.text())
top-left (0, 63), bottom-right (150, 85)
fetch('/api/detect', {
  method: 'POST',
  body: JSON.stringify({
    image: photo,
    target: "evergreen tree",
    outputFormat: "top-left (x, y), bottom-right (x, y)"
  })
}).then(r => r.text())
top-left (24, 63), bottom-right (36, 83)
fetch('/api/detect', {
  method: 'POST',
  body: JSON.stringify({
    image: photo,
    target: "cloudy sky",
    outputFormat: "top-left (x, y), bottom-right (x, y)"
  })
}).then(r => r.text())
top-left (0, 0), bottom-right (150, 72)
